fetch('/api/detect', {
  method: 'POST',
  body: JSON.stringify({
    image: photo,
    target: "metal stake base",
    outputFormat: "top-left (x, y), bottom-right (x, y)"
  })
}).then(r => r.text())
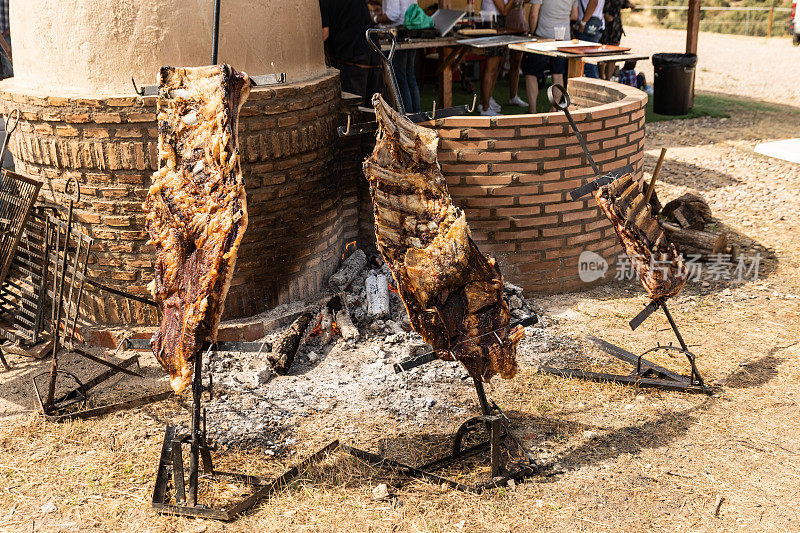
top-left (344, 379), bottom-right (542, 493)
top-left (540, 300), bottom-right (714, 395)
top-left (31, 353), bottom-right (173, 421)
top-left (152, 425), bottom-right (340, 521)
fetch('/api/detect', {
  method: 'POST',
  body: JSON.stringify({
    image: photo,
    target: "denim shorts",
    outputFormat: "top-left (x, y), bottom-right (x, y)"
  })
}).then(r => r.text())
top-left (521, 53), bottom-right (567, 77)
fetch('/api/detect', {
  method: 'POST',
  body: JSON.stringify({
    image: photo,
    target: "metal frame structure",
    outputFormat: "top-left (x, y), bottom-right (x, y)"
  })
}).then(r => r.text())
top-left (346, 316), bottom-right (543, 493)
top-left (127, 340), bottom-right (339, 520)
top-left (0, 205), bottom-right (49, 370)
top-left (539, 85), bottom-right (713, 395)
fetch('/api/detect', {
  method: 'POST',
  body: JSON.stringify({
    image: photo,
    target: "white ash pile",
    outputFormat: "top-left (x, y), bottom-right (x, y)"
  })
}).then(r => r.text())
top-left (332, 249), bottom-right (539, 345)
top-left (203, 248), bottom-right (556, 453)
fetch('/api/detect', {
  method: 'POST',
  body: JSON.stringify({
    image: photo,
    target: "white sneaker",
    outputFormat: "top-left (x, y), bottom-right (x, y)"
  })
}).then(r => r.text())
top-left (508, 95), bottom-right (528, 107)
top-left (489, 97), bottom-right (502, 112)
top-left (478, 104), bottom-right (500, 116)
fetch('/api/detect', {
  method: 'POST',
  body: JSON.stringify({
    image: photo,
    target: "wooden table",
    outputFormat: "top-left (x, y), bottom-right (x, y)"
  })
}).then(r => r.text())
top-left (381, 37), bottom-right (463, 108)
top-left (508, 41), bottom-right (648, 81)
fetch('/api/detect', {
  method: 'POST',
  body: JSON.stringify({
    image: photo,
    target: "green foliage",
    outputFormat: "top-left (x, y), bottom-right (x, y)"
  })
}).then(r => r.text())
top-left (627, 0), bottom-right (793, 37)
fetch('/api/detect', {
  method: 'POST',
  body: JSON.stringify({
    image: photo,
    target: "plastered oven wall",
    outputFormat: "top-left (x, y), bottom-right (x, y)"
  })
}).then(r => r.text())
top-left (10, 0), bottom-right (327, 95)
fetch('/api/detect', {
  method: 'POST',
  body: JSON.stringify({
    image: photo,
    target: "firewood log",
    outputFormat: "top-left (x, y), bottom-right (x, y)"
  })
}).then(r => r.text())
top-left (365, 272), bottom-right (390, 319)
top-left (267, 310), bottom-right (315, 374)
top-left (662, 193), bottom-right (712, 230)
top-left (329, 250), bottom-right (368, 292)
top-left (662, 222), bottom-right (728, 254)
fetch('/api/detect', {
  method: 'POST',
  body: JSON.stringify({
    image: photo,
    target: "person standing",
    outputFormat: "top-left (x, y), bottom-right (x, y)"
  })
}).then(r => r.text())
top-left (573, 0), bottom-right (605, 78)
top-left (476, 0), bottom-right (525, 116)
top-left (599, 0), bottom-right (634, 79)
top-left (521, 0), bottom-right (578, 113)
top-left (320, 0), bottom-right (380, 105)
top-left (377, 0), bottom-right (421, 113)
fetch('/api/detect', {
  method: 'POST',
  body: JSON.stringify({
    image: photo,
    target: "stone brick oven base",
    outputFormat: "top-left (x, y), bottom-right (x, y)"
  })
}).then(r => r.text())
top-left (428, 78), bottom-right (647, 294)
top-left (0, 75), bottom-right (645, 332)
top-left (0, 69), bottom-right (361, 326)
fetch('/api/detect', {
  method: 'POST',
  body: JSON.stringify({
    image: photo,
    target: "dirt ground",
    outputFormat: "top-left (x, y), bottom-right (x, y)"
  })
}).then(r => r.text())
top-left (2, 65), bottom-right (800, 533)
top-left (624, 27), bottom-right (800, 108)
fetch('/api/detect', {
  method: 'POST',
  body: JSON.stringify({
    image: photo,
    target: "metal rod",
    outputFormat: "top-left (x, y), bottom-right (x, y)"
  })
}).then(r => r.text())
top-left (658, 300), bottom-right (688, 351)
top-left (45, 202), bottom-right (74, 407)
top-left (212, 0), bottom-right (221, 64)
top-left (547, 84), bottom-right (600, 176)
top-left (0, 109), bottom-right (20, 166)
top-left (187, 344), bottom-right (208, 506)
top-left (473, 378), bottom-right (491, 416)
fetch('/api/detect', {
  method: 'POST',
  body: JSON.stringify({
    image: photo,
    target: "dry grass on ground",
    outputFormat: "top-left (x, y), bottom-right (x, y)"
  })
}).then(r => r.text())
top-left (2, 103), bottom-right (800, 532)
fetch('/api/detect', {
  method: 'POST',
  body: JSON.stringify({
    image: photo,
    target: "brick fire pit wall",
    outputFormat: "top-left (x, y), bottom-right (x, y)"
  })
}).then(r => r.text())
top-left (0, 70), bottom-right (359, 326)
top-left (430, 78), bottom-right (647, 294)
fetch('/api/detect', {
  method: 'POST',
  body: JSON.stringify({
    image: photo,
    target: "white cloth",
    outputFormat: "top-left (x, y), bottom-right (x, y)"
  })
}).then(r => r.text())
top-left (383, 0), bottom-right (418, 24)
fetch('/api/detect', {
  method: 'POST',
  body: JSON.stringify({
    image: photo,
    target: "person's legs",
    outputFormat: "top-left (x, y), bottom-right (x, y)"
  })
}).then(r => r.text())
top-left (338, 63), bottom-right (369, 100)
top-left (391, 51), bottom-right (413, 112)
top-left (508, 49), bottom-right (523, 99)
top-left (525, 75), bottom-right (539, 113)
top-left (480, 56), bottom-right (501, 110)
top-left (575, 20), bottom-right (602, 78)
top-left (521, 53), bottom-right (548, 113)
top-left (405, 50), bottom-right (421, 113)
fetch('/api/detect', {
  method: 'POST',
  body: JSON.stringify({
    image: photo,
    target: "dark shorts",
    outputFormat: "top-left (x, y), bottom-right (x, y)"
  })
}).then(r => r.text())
top-left (484, 15), bottom-right (507, 57)
top-left (521, 53), bottom-right (567, 77)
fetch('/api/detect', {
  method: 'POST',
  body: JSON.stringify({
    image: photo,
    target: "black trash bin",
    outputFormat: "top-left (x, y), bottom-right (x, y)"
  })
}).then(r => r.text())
top-left (652, 53), bottom-right (697, 115)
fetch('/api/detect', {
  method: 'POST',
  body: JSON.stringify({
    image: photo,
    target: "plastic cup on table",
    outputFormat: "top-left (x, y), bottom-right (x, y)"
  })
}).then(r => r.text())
top-left (554, 25), bottom-right (567, 41)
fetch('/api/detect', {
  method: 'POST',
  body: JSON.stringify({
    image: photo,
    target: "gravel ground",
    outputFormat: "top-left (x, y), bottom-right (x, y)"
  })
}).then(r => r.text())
top-left (623, 27), bottom-right (800, 108)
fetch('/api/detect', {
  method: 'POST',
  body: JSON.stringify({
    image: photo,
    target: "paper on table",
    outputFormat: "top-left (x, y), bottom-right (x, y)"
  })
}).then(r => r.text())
top-left (525, 40), bottom-right (590, 51)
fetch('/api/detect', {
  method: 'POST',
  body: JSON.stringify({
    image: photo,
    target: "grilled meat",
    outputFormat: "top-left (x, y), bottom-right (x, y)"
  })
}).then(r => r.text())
top-left (144, 65), bottom-right (251, 393)
top-left (594, 173), bottom-right (688, 299)
top-left (363, 95), bottom-right (524, 381)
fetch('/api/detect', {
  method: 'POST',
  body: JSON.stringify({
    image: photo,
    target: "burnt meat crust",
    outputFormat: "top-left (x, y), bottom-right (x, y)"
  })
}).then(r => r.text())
top-left (594, 173), bottom-right (688, 299)
top-left (363, 95), bottom-right (524, 381)
top-left (144, 65), bottom-right (251, 393)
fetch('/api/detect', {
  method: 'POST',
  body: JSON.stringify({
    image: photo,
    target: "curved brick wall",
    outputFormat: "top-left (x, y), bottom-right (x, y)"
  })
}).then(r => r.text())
top-left (0, 69), bottom-right (359, 326)
top-left (431, 78), bottom-right (647, 294)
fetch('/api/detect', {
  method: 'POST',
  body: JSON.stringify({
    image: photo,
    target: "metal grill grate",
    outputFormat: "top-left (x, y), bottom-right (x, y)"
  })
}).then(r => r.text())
top-left (0, 171), bottom-right (42, 288)
top-left (0, 207), bottom-right (49, 345)
top-left (46, 215), bottom-right (93, 348)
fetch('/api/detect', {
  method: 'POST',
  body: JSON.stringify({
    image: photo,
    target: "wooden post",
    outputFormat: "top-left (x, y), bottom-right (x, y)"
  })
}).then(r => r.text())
top-left (686, 0), bottom-right (701, 55)
top-left (437, 47), bottom-right (454, 109)
top-left (767, 6), bottom-right (774, 37)
top-left (567, 57), bottom-right (583, 79)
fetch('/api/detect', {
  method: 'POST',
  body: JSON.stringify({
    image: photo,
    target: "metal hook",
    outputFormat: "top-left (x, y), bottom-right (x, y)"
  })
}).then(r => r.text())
top-left (131, 77), bottom-right (143, 96)
top-left (4, 108), bottom-right (20, 135)
top-left (270, 61), bottom-right (281, 83)
top-left (547, 83), bottom-right (571, 111)
top-left (467, 94), bottom-right (477, 113)
top-left (64, 176), bottom-right (81, 204)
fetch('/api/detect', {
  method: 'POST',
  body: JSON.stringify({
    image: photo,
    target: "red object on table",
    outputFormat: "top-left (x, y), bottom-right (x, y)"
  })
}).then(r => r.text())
top-left (557, 45), bottom-right (631, 55)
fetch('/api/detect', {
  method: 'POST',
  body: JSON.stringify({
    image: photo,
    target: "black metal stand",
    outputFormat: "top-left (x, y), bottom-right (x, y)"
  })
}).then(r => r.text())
top-left (540, 299), bottom-right (713, 395)
top-left (31, 351), bottom-right (175, 421)
top-left (347, 323), bottom-right (543, 493)
top-left (150, 341), bottom-right (339, 520)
